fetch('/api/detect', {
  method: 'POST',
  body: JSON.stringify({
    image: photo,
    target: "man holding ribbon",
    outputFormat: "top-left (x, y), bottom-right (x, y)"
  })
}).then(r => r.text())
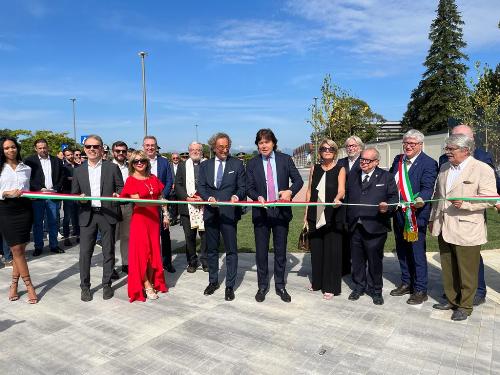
top-left (247, 129), bottom-right (303, 303)
top-left (389, 129), bottom-right (438, 305)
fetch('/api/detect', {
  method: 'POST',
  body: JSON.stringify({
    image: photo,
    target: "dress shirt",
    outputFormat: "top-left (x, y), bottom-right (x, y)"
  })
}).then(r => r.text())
top-left (394, 152), bottom-right (421, 185)
top-left (361, 169), bottom-right (375, 183)
top-left (88, 159), bottom-right (102, 207)
top-left (38, 155), bottom-right (53, 190)
top-left (261, 151), bottom-right (279, 200)
top-left (0, 162), bottom-right (31, 200)
top-left (150, 156), bottom-right (158, 177)
top-left (348, 156), bottom-right (359, 171)
top-left (213, 157), bottom-right (226, 186)
top-left (173, 163), bottom-right (178, 175)
top-left (446, 156), bottom-right (471, 192)
top-left (113, 159), bottom-right (129, 183)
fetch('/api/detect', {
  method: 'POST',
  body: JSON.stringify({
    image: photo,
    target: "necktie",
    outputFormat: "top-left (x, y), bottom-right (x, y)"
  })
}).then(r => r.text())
top-left (267, 157), bottom-right (276, 201)
top-left (406, 158), bottom-right (412, 166)
top-left (216, 160), bottom-right (223, 188)
top-left (362, 174), bottom-right (369, 184)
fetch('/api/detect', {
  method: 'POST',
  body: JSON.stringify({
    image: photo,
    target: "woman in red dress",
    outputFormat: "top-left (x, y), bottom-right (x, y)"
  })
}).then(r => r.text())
top-left (120, 150), bottom-right (169, 302)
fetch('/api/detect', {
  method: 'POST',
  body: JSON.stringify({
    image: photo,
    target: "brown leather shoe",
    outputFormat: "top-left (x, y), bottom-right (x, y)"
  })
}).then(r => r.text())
top-left (407, 291), bottom-right (428, 305)
top-left (390, 284), bottom-right (411, 296)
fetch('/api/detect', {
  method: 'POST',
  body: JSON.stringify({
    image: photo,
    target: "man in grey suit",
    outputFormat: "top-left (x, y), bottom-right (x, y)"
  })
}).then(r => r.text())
top-left (72, 134), bottom-right (124, 302)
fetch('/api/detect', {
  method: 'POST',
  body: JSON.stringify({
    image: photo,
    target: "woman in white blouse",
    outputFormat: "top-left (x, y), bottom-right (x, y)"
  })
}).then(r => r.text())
top-left (0, 137), bottom-right (37, 303)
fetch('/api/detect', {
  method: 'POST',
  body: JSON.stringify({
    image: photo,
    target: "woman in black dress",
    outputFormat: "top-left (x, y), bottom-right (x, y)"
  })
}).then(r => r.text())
top-left (304, 139), bottom-right (346, 299)
top-left (0, 137), bottom-right (37, 303)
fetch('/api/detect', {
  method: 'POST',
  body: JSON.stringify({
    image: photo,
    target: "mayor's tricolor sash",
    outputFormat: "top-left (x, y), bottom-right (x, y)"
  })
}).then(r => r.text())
top-left (397, 155), bottom-right (418, 242)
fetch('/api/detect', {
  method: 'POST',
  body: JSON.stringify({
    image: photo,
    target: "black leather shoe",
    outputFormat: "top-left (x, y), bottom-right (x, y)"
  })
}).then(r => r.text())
top-left (204, 283), bottom-right (219, 296)
top-left (348, 290), bottom-right (364, 301)
top-left (225, 287), bottom-right (235, 301)
top-left (103, 285), bottom-right (114, 300)
top-left (433, 302), bottom-right (456, 310)
top-left (390, 284), bottom-right (411, 296)
top-left (202, 264), bottom-right (209, 272)
top-left (50, 246), bottom-right (65, 254)
top-left (255, 288), bottom-right (267, 302)
top-left (111, 269), bottom-right (120, 280)
top-left (164, 264), bottom-right (176, 273)
top-left (33, 248), bottom-right (43, 257)
top-left (121, 265), bottom-right (128, 274)
top-left (407, 291), bottom-right (428, 305)
top-left (473, 295), bottom-right (486, 306)
top-left (81, 288), bottom-right (92, 302)
top-left (451, 309), bottom-right (468, 321)
top-left (187, 265), bottom-right (197, 273)
top-left (372, 294), bottom-right (384, 305)
top-left (63, 239), bottom-right (72, 247)
top-left (276, 288), bottom-right (291, 303)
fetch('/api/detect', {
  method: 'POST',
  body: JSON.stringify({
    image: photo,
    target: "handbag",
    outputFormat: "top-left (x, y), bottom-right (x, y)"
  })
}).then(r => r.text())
top-left (298, 223), bottom-right (310, 252)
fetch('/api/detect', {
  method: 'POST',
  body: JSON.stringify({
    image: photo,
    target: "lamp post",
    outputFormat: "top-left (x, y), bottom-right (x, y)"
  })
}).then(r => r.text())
top-left (70, 98), bottom-right (77, 144)
top-left (312, 97), bottom-right (319, 163)
top-left (195, 124), bottom-right (199, 142)
top-left (138, 51), bottom-right (148, 137)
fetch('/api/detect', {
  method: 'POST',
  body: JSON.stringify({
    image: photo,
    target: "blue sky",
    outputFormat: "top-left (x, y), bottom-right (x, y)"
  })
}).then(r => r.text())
top-left (1, 0), bottom-right (499, 152)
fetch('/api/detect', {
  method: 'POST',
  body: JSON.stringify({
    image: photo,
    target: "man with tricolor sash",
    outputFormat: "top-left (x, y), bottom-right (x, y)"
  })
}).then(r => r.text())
top-left (389, 129), bottom-right (438, 305)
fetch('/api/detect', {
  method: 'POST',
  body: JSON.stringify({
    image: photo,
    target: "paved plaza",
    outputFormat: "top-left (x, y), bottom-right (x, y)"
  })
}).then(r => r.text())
top-left (1, 228), bottom-right (500, 375)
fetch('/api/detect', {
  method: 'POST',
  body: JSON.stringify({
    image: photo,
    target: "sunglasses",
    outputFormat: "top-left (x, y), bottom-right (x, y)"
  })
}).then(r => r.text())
top-left (319, 147), bottom-right (336, 153)
top-left (84, 144), bottom-right (101, 150)
top-left (132, 159), bottom-right (148, 165)
top-left (359, 158), bottom-right (378, 164)
top-left (114, 149), bottom-right (127, 154)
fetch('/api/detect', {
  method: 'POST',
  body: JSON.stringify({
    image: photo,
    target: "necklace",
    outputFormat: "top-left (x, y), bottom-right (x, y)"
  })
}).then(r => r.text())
top-left (144, 181), bottom-right (154, 197)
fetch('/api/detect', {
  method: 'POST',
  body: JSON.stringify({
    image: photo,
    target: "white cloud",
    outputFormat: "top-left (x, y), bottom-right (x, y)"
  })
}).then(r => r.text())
top-left (0, 108), bottom-right (58, 122)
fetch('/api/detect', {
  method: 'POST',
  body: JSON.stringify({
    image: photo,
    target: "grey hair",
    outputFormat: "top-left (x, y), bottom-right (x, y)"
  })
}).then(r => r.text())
top-left (85, 134), bottom-right (103, 146)
top-left (445, 134), bottom-right (475, 155)
top-left (344, 135), bottom-right (365, 149)
top-left (403, 129), bottom-right (424, 143)
top-left (363, 147), bottom-right (380, 160)
top-left (188, 141), bottom-right (203, 151)
top-left (208, 132), bottom-right (231, 151)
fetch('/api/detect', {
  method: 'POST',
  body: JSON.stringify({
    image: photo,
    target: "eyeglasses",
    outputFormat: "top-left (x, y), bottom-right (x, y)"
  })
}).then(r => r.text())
top-left (359, 158), bottom-right (378, 164)
top-left (443, 146), bottom-right (460, 152)
top-left (216, 145), bottom-right (229, 151)
top-left (132, 159), bottom-right (148, 165)
top-left (74, 153), bottom-right (81, 156)
top-left (319, 147), bottom-right (336, 153)
top-left (114, 149), bottom-right (127, 154)
top-left (402, 142), bottom-right (421, 147)
top-left (84, 144), bottom-right (101, 150)
top-left (346, 144), bottom-right (358, 149)
top-left (172, 157), bottom-right (180, 160)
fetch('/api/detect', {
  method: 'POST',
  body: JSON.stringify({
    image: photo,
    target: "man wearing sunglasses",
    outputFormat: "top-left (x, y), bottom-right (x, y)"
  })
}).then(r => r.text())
top-left (72, 135), bottom-right (124, 301)
top-left (168, 153), bottom-right (181, 226)
top-left (112, 141), bottom-right (131, 274)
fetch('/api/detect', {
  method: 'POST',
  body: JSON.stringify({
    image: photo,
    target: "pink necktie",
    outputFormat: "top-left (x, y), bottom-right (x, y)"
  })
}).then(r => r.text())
top-left (267, 157), bottom-right (276, 201)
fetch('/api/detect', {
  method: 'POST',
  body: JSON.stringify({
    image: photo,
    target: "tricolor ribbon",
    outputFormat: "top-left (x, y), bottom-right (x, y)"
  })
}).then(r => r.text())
top-left (397, 155), bottom-right (419, 242)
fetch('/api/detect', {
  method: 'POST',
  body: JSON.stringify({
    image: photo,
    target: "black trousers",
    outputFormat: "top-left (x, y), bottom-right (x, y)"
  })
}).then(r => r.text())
top-left (180, 215), bottom-right (207, 266)
top-left (79, 211), bottom-right (116, 289)
top-left (205, 216), bottom-right (238, 288)
top-left (310, 225), bottom-right (343, 295)
top-left (350, 224), bottom-right (386, 294)
top-left (160, 210), bottom-right (172, 267)
top-left (341, 229), bottom-right (351, 276)
top-left (254, 213), bottom-right (289, 290)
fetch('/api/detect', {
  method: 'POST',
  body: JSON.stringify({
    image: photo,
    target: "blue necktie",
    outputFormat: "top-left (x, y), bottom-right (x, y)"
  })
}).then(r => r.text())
top-left (216, 160), bottom-right (223, 188)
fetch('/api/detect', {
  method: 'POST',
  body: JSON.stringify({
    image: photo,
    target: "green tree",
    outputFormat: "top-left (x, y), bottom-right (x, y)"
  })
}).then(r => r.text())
top-left (402, 0), bottom-right (468, 133)
top-left (20, 130), bottom-right (77, 158)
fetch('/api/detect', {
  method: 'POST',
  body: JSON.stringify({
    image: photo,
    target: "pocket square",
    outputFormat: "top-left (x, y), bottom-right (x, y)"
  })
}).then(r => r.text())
top-left (375, 184), bottom-right (385, 187)
top-left (228, 170), bottom-right (235, 174)
top-left (463, 181), bottom-right (473, 184)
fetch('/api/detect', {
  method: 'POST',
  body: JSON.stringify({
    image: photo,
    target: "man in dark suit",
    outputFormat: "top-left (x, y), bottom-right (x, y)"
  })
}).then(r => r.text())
top-left (246, 129), bottom-right (303, 303)
top-left (61, 147), bottom-right (80, 247)
top-left (72, 135), bottom-right (124, 301)
top-left (174, 142), bottom-right (208, 273)
top-left (346, 147), bottom-right (398, 305)
top-left (143, 136), bottom-right (175, 273)
top-left (24, 138), bottom-right (65, 256)
top-left (337, 135), bottom-right (364, 276)
top-left (198, 132), bottom-right (246, 301)
top-left (168, 153), bottom-right (181, 225)
top-left (438, 124), bottom-right (500, 306)
top-left (389, 129), bottom-right (438, 305)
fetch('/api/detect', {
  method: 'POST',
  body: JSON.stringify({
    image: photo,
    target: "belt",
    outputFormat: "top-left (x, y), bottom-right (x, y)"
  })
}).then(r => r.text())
top-left (91, 207), bottom-right (102, 214)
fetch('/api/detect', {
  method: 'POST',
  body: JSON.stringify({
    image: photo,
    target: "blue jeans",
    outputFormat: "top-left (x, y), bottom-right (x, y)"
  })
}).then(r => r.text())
top-left (32, 199), bottom-right (60, 250)
top-left (476, 255), bottom-right (487, 298)
top-left (62, 201), bottom-right (80, 238)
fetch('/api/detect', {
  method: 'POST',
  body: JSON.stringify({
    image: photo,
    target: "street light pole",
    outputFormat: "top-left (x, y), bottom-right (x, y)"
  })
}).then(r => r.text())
top-left (313, 97), bottom-right (319, 163)
top-left (70, 98), bottom-right (77, 144)
top-left (195, 124), bottom-right (199, 142)
top-left (138, 51), bottom-right (148, 137)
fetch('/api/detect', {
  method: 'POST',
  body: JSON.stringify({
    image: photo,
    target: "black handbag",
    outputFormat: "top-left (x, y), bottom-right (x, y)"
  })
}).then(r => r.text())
top-left (298, 223), bottom-right (310, 252)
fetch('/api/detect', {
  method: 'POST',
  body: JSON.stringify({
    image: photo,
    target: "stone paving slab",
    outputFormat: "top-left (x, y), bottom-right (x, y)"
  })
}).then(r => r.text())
top-left (1, 245), bottom-right (500, 375)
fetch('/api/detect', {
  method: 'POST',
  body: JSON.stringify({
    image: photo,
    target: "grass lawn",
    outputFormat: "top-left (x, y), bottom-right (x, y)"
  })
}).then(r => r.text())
top-left (233, 207), bottom-right (500, 253)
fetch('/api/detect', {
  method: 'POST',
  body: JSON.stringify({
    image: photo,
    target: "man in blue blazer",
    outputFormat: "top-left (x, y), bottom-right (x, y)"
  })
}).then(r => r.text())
top-left (198, 133), bottom-right (246, 301)
top-left (438, 124), bottom-right (500, 306)
top-left (143, 136), bottom-right (175, 272)
top-left (346, 147), bottom-right (399, 305)
top-left (389, 129), bottom-right (438, 305)
top-left (246, 129), bottom-right (303, 303)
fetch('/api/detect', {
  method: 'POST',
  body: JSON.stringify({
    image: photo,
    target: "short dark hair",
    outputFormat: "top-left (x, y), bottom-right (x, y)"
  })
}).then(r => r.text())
top-left (34, 138), bottom-right (48, 147)
top-left (63, 147), bottom-right (74, 154)
top-left (255, 129), bottom-right (278, 151)
top-left (112, 141), bottom-right (128, 150)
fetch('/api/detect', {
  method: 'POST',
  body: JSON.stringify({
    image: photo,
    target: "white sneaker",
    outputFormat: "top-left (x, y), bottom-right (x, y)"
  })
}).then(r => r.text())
top-left (58, 232), bottom-right (64, 240)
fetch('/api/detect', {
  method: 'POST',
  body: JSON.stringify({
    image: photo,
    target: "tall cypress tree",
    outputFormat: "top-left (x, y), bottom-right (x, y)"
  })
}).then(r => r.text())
top-left (402, 0), bottom-right (468, 133)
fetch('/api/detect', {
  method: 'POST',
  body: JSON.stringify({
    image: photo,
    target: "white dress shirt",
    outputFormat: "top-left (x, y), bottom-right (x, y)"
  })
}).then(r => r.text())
top-left (88, 159), bottom-right (102, 207)
top-left (446, 156), bottom-right (471, 192)
top-left (113, 159), bottom-right (129, 183)
top-left (213, 157), bottom-right (226, 186)
top-left (0, 162), bottom-right (31, 200)
top-left (361, 169), bottom-right (375, 183)
top-left (348, 156), bottom-right (359, 171)
top-left (39, 155), bottom-right (53, 190)
top-left (150, 156), bottom-right (158, 177)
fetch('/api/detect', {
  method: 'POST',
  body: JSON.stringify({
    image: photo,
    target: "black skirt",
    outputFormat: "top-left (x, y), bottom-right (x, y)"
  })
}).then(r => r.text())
top-left (0, 198), bottom-right (33, 247)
